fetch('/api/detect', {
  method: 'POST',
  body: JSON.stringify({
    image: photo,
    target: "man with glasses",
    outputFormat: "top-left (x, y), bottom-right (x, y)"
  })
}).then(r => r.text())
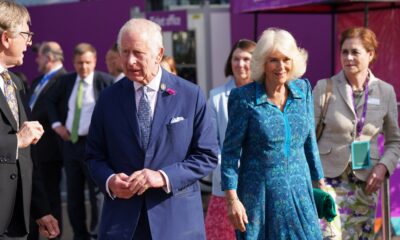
top-left (0, 1), bottom-right (58, 239)
top-left (19, 31), bottom-right (34, 44)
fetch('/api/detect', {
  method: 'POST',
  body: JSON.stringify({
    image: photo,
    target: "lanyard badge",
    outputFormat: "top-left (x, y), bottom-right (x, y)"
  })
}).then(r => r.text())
top-left (349, 79), bottom-right (371, 170)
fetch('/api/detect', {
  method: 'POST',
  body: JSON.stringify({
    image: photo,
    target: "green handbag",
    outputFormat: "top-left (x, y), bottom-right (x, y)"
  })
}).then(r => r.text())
top-left (313, 188), bottom-right (337, 222)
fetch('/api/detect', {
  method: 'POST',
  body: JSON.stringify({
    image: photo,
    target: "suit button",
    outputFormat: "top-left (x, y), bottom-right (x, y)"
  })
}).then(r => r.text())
top-left (10, 173), bottom-right (17, 180)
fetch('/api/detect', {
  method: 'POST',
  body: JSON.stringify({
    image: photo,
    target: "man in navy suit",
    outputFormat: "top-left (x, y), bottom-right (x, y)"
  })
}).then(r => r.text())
top-left (27, 41), bottom-right (66, 239)
top-left (47, 43), bottom-right (113, 240)
top-left (86, 18), bottom-right (218, 240)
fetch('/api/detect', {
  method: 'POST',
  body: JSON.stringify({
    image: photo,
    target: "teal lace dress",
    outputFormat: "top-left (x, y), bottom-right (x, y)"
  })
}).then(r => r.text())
top-left (221, 79), bottom-right (324, 240)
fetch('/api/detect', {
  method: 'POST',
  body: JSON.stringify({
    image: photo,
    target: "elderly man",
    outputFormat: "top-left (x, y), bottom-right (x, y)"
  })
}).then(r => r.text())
top-left (86, 18), bottom-right (218, 240)
top-left (47, 43), bottom-right (113, 240)
top-left (0, 1), bottom-right (57, 239)
top-left (27, 41), bottom-right (66, 239)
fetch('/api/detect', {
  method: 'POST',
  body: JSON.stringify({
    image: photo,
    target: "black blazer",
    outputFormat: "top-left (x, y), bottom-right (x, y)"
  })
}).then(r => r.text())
top-left (27, 68), bottom-right (67, 164)
top-left (47, 71), bottom-right (113, 128)
top-left (0, 72), bottom-right (32, 234)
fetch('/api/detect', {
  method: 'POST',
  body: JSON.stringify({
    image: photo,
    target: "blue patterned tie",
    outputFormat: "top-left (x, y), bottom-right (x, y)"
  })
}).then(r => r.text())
top-left (137, 86), bottom-right (152, 150)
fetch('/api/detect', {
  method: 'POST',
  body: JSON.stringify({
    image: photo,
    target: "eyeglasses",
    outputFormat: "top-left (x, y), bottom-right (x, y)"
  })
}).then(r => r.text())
top-left (19, 31), bottom-right (34, 43)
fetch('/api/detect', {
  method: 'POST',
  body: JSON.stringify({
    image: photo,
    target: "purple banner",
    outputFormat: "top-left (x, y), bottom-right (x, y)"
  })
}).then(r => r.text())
top-left (14, 0), bottom-right (145, 82)
top-left (232, 0), bottom-right (331, 13)
top-left (146, 10), bottom-right (187, 32)
top-left (232, 0), bottom-right (399, 13)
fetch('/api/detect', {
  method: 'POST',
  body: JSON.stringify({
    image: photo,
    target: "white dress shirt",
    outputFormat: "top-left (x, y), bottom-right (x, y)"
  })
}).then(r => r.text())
top-left (0, 65), bottom-right (6, 93)
top-left (65, 72), bottom-right (96, 137)
top-left (114, 72), bottom-right (125, 83)
top-left (133, 70), bottom-right (161, 117)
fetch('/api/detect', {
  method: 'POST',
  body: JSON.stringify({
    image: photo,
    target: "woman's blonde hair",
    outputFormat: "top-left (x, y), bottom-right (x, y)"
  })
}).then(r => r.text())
top-left (251, 28), bottom-right (308, 82)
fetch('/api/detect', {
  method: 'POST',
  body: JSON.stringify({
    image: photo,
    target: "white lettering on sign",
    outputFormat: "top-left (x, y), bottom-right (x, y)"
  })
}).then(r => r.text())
top-left (149, 14), bottom-right (182, 27)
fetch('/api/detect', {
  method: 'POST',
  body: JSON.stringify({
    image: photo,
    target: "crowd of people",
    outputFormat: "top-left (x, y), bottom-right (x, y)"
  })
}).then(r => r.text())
top-left (0, 0), bottom-right (399, 240)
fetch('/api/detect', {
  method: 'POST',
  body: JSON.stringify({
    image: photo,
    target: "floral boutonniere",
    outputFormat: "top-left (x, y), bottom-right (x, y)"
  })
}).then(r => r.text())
top-left (160, 83), bottom-right (176, 96)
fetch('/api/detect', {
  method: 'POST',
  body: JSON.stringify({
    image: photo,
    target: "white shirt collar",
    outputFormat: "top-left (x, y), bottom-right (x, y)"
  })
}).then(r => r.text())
top-left (133, 66), bottom-right (162, 92)
top-left (77, 71), bottom-right (94, 85)
top-left (0, 65), bottom-right (6, 74)
top-left (45, 64), bottom-right (63, 77)
top-left (115, 72), bottom-right (125, 82)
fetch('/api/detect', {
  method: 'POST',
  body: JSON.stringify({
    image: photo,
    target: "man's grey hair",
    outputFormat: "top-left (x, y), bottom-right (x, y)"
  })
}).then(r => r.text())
top-left (0, 0), bottom-right (31, 38)
top-left (39, 41), bottom-right (64, 62)
top-left (117, 18), bottom-right (163, 57)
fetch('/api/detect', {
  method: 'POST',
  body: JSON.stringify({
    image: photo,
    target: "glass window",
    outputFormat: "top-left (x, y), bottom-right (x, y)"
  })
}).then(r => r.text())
top-left (172, 31), bottom-right (197, 84)
top-left (147, 0), bottom-right (229, 11)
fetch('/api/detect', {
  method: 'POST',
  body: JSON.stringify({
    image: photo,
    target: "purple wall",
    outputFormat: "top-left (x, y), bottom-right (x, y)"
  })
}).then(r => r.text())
top-left (14, 0), bottom-right (144, 83)
top-left (230, 7), bottom-right (333, 86)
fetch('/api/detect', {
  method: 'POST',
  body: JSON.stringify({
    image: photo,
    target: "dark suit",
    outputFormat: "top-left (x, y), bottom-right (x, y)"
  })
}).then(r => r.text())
top-left (86, 70), bottom-right (218, 240)
top-left (26, 67), bottom-right (67, 239)
top-left (47, 71), bottom-right (113, 240)
top-left (0, 73), bottom-right (32, 238)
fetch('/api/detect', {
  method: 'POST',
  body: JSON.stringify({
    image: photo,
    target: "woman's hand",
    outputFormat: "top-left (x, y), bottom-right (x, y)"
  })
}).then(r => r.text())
top-left (365, 163), bottom-right (387, 194)
top-left (227, 198), bottom-right (248, 232)
top-left (312, 178), bottom-right (326, 189)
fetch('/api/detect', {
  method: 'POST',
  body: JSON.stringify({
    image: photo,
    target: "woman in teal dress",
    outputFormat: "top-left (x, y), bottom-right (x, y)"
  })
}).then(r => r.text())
top-left (221, 28), bottom-right (325, 240)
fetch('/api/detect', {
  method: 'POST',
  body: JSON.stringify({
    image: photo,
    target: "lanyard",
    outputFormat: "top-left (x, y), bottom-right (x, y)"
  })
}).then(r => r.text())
top-left (29, 70), bottom-right (58, 109)
top-left (349, 82), bottom-right (369, 138)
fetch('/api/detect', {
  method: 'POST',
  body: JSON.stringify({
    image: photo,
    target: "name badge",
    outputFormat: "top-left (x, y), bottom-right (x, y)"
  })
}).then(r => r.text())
top-left (351, 141), bottom-right (371, 170)
top-left (368, 98), bottom-right (380, 105)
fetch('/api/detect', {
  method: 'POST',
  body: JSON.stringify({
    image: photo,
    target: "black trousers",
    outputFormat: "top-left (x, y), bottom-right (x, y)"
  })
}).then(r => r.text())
top-left (64, 138), bottom-right (103, 240)
top-left (1, 163), bottom-right (27, 239)
top-left (28, 161), bottom-right (62, 240)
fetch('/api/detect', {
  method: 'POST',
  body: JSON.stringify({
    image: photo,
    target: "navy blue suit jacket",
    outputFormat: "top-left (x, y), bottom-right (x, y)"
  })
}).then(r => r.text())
top-left (86, 69), bottom-right (218, 240)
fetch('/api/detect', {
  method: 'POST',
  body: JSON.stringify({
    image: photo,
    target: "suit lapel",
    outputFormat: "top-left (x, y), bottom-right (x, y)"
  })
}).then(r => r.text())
top-left (0, 90), bottom-right (18, 130)
top-left (16, 88), bottom-right (27, 124)
top-left (336, 72), bottom-right (355, 116)
top-left (366, 73), bottom-right (380, 100)
top-left (30, 75), bottom-right (43, 94)
top-left (355, 73), bottom-right (379, 113)
top-left (32, 69), bottom-right (66, 111)
top-left (148, 72), bottom-right (174, 149)
top-left (12, 75), bottom-right (28, 126)
top-left (66, 73), bottom-right (77, 100)
top-left (39, 68), bottom-right (65, 97)
top-left (120, 78), bottom-right (141, 143)
top-left (93, 72), bottom-right (100, 100)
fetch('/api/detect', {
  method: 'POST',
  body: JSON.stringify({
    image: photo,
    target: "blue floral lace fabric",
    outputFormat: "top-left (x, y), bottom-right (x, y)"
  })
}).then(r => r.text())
top-left (221, 79), bottom-right (324, 240)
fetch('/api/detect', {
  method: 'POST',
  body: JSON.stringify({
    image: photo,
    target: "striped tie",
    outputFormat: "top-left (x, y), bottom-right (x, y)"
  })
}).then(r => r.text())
top-left (1, 71), bottom-right (19, 128)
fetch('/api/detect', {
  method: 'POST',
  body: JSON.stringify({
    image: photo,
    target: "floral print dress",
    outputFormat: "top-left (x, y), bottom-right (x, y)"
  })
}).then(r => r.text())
top-left (221, 79), bottom-right (324, 240)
